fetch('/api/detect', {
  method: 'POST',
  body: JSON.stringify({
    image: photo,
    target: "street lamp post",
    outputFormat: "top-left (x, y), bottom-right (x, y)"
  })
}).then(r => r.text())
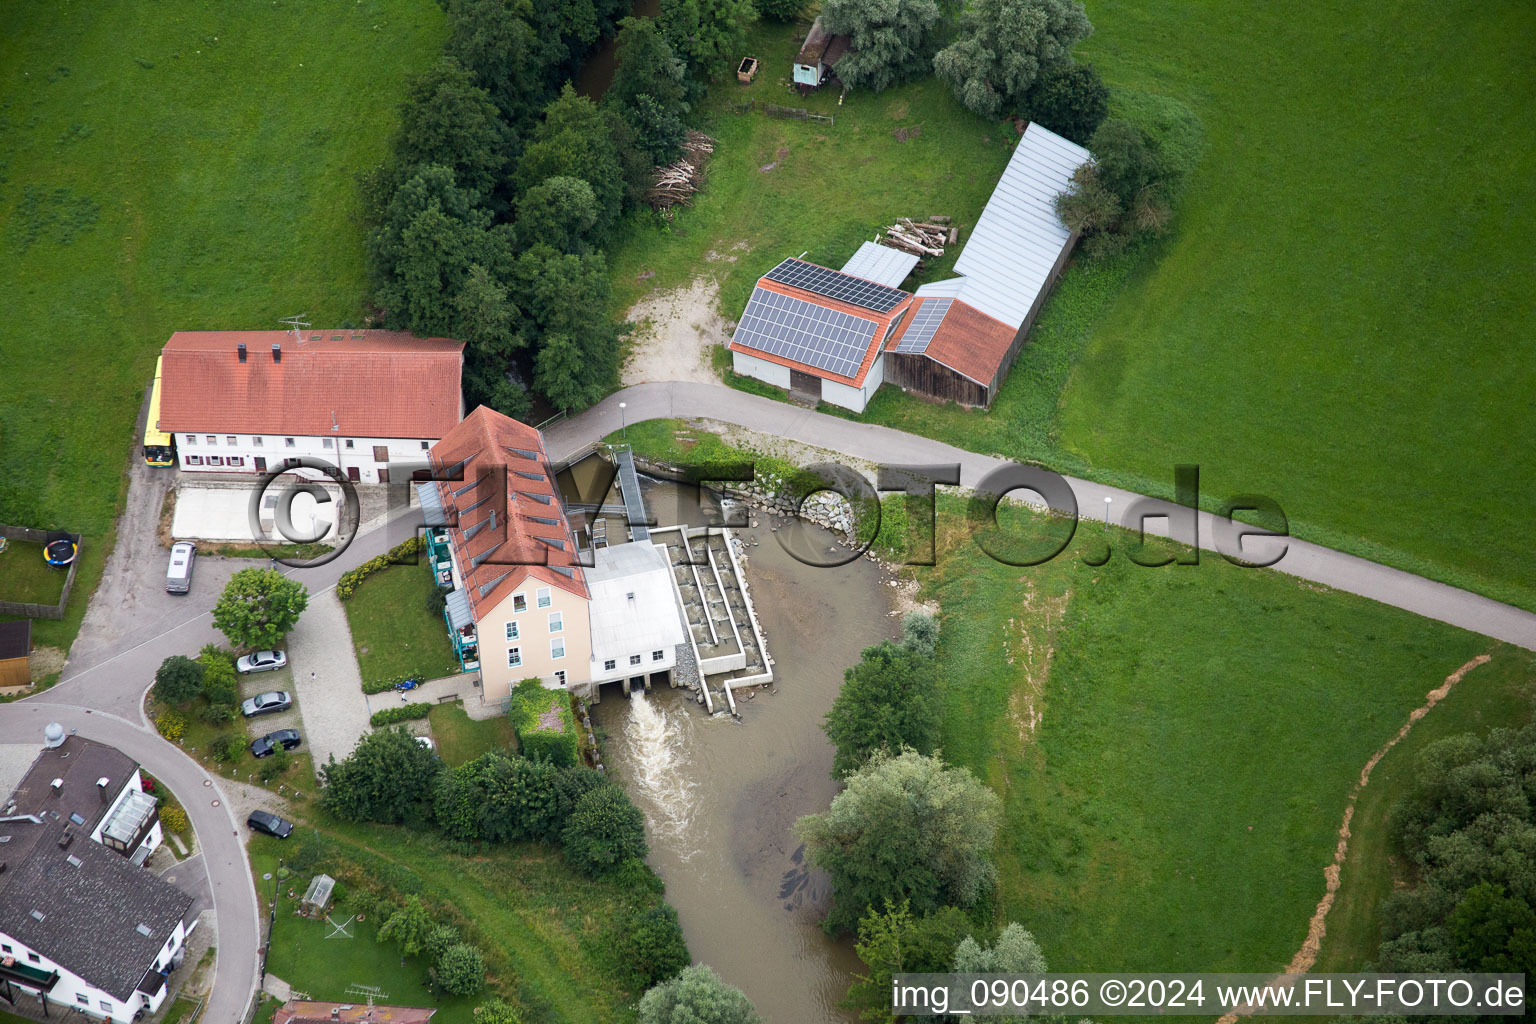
top-left (619, 402), bottom-right (628, 441)
top-left (1104, 495), bottom-right (1113, 529)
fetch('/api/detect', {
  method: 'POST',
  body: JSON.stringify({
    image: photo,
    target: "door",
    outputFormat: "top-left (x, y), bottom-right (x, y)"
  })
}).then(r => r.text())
top-left (377, 468), bottom-right (390, 484)
top-left (789, 368), bottom-right (820, 396)
top-left (254, 456), bottom-right (266, 473)
top-left (347, 466), bottom-right (361, 482)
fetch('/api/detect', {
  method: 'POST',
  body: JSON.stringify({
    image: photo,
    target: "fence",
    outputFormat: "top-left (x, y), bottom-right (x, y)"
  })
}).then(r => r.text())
top-left (0, 524), bottom-right (80, 620)
top-left (727, 99), bottom-right (835, 125)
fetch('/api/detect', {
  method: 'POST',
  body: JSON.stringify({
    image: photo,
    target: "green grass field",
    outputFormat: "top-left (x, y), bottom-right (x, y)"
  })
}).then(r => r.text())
top-left (0, 538), bottom-right (67, 605)
top-left (0, 0), bottom-right (445, 653)
top-left (610, 5), bottom-right (1536, 612)
top-left (344, 563), bottom-right (460, 687)
top-left (428, 703), bottom-right (518, 766)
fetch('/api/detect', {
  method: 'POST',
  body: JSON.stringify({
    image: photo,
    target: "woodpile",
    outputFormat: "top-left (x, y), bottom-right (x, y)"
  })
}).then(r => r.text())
top-left (645, 131), bottom-right (716, 212)
top-left (877, 217), bottom-right (953, 258)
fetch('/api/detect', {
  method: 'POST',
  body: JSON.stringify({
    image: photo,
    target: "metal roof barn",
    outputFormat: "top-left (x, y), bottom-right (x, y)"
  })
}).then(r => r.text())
top-left (916, 122), bottom-right (1089, 328)
top-left (839, 242), bottom-right (921, 289)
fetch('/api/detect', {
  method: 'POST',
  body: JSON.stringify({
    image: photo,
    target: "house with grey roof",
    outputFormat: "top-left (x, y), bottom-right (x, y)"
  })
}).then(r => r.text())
top-left (0, 730), bottom-right (193, 1023)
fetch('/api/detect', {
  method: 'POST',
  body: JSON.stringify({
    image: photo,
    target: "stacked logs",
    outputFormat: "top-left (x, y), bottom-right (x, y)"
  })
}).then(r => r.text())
top-left (877, 216), bottom-right (957, 258)
top-left (645, 131), bottom-right (717, 211)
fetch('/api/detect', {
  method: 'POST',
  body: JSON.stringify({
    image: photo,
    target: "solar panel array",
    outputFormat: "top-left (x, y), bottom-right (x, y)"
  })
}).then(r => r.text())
top-left (733, 287), bottom-right (879, 378)
top-left (764, 259), bottom-right (907, 314)
top-left (893, 298), bottom-right (953, 354)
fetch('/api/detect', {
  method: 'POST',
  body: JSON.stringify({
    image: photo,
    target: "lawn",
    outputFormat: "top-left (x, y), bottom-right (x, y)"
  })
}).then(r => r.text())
top-left (0, 0), bottom-right (446, 655)
top-left (249, 816), bottom-right (673, 1024)
top-left (606, 19), bottom-right (1012, 319)
top-left (344, 563), bottom-right (460, 688)
top-left (427, 703), bottom-right (517, 767)
top-left (0, 538), bottom-right (67, 604)
top-left (619, 424), bottom-right (1513, 978)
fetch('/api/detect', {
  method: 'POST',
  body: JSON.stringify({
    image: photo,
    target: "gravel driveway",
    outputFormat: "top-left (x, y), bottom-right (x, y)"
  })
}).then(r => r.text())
top-left (284, 591), bottom-right (373, 773)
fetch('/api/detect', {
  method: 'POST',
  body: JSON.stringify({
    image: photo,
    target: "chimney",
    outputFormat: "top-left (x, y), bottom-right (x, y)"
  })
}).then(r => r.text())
top-left (272, 344), bottom-right (282, 363)
top-left (50, 778), bottom-right (62, 795)
top-left (238, 343), bottom-right (248, 363)
top-left (58, 831), bottom-right (72, 850)
top-left (97, 777), bottom-right (111, 801)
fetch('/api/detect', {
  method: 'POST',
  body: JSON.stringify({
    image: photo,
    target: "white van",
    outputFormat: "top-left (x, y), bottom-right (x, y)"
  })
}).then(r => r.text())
top-left (166, 542), bottom-right (197, 595)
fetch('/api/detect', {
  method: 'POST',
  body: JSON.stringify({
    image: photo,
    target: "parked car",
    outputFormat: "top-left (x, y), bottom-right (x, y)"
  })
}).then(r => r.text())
top-left (250, 729), bottom-right (302, 758)
top-left (240, 690), bottom-right (292, 718)
top-left (236, 649), bottom-right (288, 674)
top-left (247, 810), bottom-right (293, 839)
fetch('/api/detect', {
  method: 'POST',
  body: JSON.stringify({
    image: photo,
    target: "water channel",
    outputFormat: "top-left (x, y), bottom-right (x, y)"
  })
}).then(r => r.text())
top-left (591, 477), bottom-right (897, 1022)
top-left (573, 0), bottom-right (664, 100)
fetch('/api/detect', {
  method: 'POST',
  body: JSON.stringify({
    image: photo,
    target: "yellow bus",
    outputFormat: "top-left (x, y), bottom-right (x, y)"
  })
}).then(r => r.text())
top-left (143, 355), bottom-right (176, 467)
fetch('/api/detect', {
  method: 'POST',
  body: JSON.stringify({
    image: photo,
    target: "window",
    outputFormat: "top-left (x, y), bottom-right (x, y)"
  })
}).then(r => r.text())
top-left (345, 439), bottom-right (355, 449)
top-left (284, 437), bottom-right (296, 448)
top-left (652, 650), bottom-right (665, 662)
top-left (604, 659), bottom-right (616, 671)
top-left (322, 438), bottom-right (333, 449)
top-left (555, 670), bottom-right (566, 687)
top-left (77, 995), bottom-right (89, 1006)
top-left (252, 435), bottom-right (263, 447)
top-left (512, 593), bottom-right (527, 613)
top-left (548, 611), bottom-right (563, 633)
top-left (205, 435), bottom-right (216, 445)
top-left (629, 654), bottom-right (642, 666)
top-left (184, 434), bottom-right (196, 445)
top-left (421, 441), bottom-right (430, 450)
top-left (208, 456), bottom-right (223, 466)
top-left (27, 952), bottom-right (39, 963)
top-left (100, 1001), bottom-right (113, 1013)
top-left (0, 943), bottom-right (10, 953)
top-left (226, 435), bottom-right (237, 446)
top-left (186, 456), bottom-right (203, 466)
top-left (505, 621), bottom-right (520, 641)
top-left (536, 587), bottom-right (552, 609)
top-left (550, 638), bottom-right (565, 659)
top-left (228, 457), bottom-right (244, 468)
top-left (507, 647), bottom-right (522, 668)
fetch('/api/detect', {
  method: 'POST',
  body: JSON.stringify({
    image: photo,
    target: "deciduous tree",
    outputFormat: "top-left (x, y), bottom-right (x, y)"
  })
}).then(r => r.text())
top-left (658, 0), bottom-right (755, 77)
top-left (153, 655), bottom-right (204, 707)
top-left (821, 0), bottom-right (944, 93)
top-left (394, 58), bottom-right (516, 202)
top-left (518, 87), bottom-right (626, 243)
top-left (434, 943), bottom-right (486, 995)
top-left (637, 964), bottom-right (762, 1024)
top-left (1022, 60), bottom-right (1107, 143)
top-left (824, 642), bottom-right (941, 777)
top-left (379, 895), bottom-right (435, 957)
top-left (562, 784), bottom-right (649, 875)
top-left (321, 727), bottom-right (443, 825)
top-left (933, 0), bottom-right (1091, 118)
top-left (211, 569), bottom-right (309, 650)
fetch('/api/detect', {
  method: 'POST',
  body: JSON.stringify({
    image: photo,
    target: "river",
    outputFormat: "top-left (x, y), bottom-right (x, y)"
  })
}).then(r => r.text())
top-left (592, 478), bottom-right (897, 1022)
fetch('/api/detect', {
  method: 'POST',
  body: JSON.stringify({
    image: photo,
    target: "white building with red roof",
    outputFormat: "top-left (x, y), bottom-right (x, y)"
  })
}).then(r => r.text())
top-left (158, 329), bottom-right (464, 482)
top-left (729, 122), bottom-right (1088, 410)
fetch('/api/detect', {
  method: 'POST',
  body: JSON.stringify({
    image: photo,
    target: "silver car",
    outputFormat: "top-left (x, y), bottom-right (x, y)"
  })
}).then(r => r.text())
top-left (236, 649), bottom-right (288, 674)
top-left (240, 690), bottom-right (292, 718)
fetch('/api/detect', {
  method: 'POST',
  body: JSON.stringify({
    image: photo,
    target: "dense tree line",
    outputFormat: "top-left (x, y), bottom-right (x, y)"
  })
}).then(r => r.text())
top-left (1372, 718), bottom-right (1536, 978)
top-left (366, 0), bottom-right (748, 416)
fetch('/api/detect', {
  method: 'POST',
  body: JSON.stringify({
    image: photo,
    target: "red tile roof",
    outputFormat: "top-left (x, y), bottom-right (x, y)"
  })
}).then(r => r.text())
top-left (159, 330), bottom-right (464, 439)
top-left (273, 1002), bottom-right (436, 1024)
top-left (430, 406), bottom-right (588, 620)
top-left (885, 298), bottom-right (1017, 386)
top-left (728, 274), bottom-right (913, 387)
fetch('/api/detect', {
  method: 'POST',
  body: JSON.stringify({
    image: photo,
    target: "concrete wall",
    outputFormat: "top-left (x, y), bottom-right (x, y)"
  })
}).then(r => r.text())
top-left (175, 432), bottom-right (435, 484)
top-left (478, 584), bottom-right (594, 699)
top-left (731, 350), bottom-right (792, 389)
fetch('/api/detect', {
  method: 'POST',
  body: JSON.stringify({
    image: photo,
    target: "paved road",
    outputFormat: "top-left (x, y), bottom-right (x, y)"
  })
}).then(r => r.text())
top-left (545, 381), bottom-right (1536, 651)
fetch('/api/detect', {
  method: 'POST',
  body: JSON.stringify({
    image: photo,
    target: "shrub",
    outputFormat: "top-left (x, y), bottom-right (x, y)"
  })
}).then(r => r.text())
top-left (154, 710), bottom-right (187, 743)
top-left (160, 805), bottom-right (189, 834)
top-left (423, 924), bottom-right (462, 965)
top-left (154, 656), bottom-right (204, 707)
top-left (211, 733), bottom-right (246, 764)
top-left (371, 702), bottom-right (433, 726)
top-left (562, 784), bottom-right (648, 875)
top-left (472, 1001), bottom-right (521, 1024)
top-left (621, 904), bottom-right (691, 987)
top-left (258, 748), bottom-right (292, 782)
top-left (638, 964), bottom-right (761, 1024)
top-left (380, 895), bottom-right (435, 956)
top-left (201, 658), bottom-right (239, 707)
top-left (1022, 60), bottom-right (1108, 143)
top-left (510, 679), bottom-right (579, 767)
top-left (900, 610), bottom-right (939, 657)
top-left (199, 703), bottom-right (236, 725)
top-left (362, 672), bottom-right (432, 696)
top-left (752, 0), bottom-right (805, 20)
top-left (321, 727), bottom-right (442, 824)
top-left (434, 942), bottom-right (486, 996)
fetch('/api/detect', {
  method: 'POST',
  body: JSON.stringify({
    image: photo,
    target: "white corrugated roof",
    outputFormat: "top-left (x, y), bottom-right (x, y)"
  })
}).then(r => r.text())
top-left (840, 242), bottom-right (921, 289)
top-left (587, 543), bottom-right (686, 661)
top-left (923, 123), bottom-right (1089, 328)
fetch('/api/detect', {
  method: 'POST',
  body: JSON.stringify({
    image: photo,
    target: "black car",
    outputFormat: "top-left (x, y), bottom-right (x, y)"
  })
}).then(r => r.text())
top-left (250, 729), bottom-right (302, 758)
top-left (247, 810), bottom-right (293, 839)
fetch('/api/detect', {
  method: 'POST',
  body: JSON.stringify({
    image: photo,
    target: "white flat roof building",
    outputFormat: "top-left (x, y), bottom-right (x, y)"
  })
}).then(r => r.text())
top-left (586, 543), bottom-right (687, 686)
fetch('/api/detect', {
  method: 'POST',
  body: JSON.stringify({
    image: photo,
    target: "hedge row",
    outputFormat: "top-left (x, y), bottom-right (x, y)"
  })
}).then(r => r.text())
top-left (371, 702), bottom-right (433, 726)
top-left (337, 535), bottom-right (425, 601)
top-left (361, 671), bottom-right (431, 696)
top-left (509, 678), bottom-right (579, 768)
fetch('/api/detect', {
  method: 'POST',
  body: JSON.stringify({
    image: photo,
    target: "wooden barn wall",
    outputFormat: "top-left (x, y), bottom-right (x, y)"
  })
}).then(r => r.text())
top-left (885, 353), bottom-right (990, 408)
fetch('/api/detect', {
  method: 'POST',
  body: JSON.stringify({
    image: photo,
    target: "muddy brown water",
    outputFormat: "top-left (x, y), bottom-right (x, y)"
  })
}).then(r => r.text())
top-left (574, 0), bottom-right (663, 100)
top-left (592, 479), bottom-right (897, 1022)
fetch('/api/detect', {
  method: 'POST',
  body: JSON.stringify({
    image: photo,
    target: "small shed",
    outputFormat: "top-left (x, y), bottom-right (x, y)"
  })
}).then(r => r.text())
top-left (301, 873), bottom-right (335, 917)
top-left (793, 17), bottom-right (851, 88)
top-left (0, 620), bottom-right (30, 689)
